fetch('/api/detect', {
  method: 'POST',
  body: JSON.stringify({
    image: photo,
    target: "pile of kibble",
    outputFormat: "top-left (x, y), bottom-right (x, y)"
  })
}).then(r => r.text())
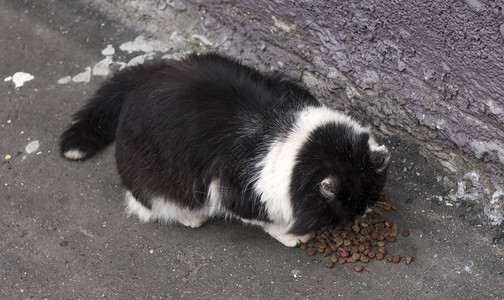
top-left (299, 191), bottom-right (413, 272)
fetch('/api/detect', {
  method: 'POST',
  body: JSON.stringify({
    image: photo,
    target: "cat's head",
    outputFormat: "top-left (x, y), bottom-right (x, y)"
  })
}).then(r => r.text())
top-left (288, 122), bottom-right (390, 235)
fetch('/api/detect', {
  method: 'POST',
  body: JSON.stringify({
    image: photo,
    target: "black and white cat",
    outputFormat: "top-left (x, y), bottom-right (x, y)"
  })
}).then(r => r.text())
top-left (60, 53), bottom-right (390, 247)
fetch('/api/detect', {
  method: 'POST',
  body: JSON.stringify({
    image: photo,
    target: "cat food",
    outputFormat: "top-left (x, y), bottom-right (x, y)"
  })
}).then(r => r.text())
top-left (299, 191), bottom-right (414, 272)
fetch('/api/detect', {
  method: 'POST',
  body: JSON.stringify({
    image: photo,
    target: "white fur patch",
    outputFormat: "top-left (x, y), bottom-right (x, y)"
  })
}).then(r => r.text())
top-left (254, 106), bottom-right (369, 225)
top-left (125, 191), bottom-right (153, 222)
top-left (63, 149), bottom-right (86, 160)
top-left (125, 179), bottom-right (226, 227)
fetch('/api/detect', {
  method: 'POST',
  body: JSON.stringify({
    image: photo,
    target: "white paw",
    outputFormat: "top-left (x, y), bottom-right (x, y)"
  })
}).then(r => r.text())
top-left (262, 222), bottom-right (313, 247)
top-left (178, 215), bottom-right (207, 228)
top-left (298, 232), bottom-right (315, 243)
top-left (272, 233), bottom-right (311, 247)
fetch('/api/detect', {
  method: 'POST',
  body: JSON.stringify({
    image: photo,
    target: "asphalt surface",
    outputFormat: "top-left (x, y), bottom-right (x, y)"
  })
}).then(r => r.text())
top-left (1, 1), bottom-right (503, 299)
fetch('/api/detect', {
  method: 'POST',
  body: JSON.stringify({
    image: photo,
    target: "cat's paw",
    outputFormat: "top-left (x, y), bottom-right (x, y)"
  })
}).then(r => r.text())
top-left (178, 215), bottom-right (207, 228)
top-left (270, 233), bottom-right (308, 247)
top-left (262, 223), bottom-right (313, 247)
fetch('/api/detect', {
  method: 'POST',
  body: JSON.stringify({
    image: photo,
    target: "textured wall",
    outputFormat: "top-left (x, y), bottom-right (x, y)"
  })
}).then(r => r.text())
top-left (198, 0), bottom-right (504, 223)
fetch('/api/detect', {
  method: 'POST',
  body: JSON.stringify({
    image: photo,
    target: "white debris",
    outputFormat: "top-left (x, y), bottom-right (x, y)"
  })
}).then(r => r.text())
top-left (119, 35), bottom-right (171, 53)
top-left (72, 67), bottom-right (92, 83)
top-left (126, 53), bottom-right (155, 67)
top-left (25, 140), bottom-right (40, 154)
top-left (4, 72), bottom-right (35, 88)
top-left (101, 44), bottom-right (115, 56)
top-left (191, 34), bottom-right (213, 46)
top-left (57, 76), bottom-right (72, 84)
top-left (92, 56), bottom-right (114, 76)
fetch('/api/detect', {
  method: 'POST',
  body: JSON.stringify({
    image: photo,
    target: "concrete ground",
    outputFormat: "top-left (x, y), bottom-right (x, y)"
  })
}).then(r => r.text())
top-left (1, 1), bottom-right (503, 299)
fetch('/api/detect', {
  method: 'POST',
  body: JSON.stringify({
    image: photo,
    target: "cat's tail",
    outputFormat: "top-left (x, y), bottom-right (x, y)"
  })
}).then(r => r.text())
top-left (60, 61), bottom-right (167, 160)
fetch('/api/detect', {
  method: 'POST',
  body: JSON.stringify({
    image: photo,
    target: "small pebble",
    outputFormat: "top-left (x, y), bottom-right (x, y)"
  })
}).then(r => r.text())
top-left (406, 255), bottom-right (413, 264)
top-left (402, 229), bottom-right (410, 237)
top-left (59, 240), bottom-right (69, 247)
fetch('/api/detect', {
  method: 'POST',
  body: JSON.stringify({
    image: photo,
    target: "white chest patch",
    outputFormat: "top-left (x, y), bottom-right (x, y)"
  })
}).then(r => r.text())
top-left (253, 106), bottom-right (369, 225)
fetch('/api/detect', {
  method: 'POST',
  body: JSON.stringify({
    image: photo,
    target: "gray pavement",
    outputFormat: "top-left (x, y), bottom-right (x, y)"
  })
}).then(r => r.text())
top-left (1, 1), bottom-right (503, 299)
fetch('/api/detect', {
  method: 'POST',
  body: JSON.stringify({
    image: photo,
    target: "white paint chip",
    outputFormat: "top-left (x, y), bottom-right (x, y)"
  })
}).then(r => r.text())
top-left (101, 44), bottom-right (115, 56)
top-left (57, 76), bottom-right (71, 84)
top-left (127, 53), bottom-right (155, 67)
top-left (119, 35), bottom-right (171, 53)
top-left (93, 56), bottom-right (114, 76)
top-left (72, 67), bottom-right (92, 83)
top-left (5, 72), bottom-right (35, 88)
top-left (25, 140), bottom-right (40, 154)
top-left (191, 34), bottom-right (213, 46)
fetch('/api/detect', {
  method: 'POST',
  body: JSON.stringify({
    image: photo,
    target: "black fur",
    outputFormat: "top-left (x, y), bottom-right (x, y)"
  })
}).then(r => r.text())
top-left (289, 123), bottom-right (388, 235)
top-left (60, 53), bottom-right (389, 240)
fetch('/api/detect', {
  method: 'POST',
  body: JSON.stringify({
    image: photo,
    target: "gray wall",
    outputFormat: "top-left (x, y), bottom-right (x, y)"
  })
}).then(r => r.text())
top-left (200, 0), bottom-right (504, 223)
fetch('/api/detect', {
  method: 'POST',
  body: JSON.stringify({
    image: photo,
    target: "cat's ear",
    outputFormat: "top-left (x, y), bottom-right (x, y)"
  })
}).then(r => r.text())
top-left (370, 145), bottom-right (390, 174)
top-left (319, 177), bottom-right (339, 200)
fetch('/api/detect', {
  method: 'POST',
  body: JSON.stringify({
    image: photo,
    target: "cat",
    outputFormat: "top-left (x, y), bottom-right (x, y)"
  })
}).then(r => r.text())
top-left (60, 53), bottom-right (390, 247)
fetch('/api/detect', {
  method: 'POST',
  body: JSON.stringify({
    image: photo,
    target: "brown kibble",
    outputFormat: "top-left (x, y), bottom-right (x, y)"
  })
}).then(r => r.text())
top-left (393, 255), bottom-right (401, 263)
top-left (360, 256), bottom-right (369, 263)
top-left (386, 236), bottom-right (396, 242)
top-left (377, 241), bottom-right (386, 247)
top-left (358, 244), bottom-right (365, 253)
top-left (308, 242), bottom-right (315, 248)
top-left (330, 256), bottom-right (338, 263)
top-left (377, 235), bottom-right (384, 241)
top-left (386, 254), bottom-right (393, 262)
top-left (391, 203), bottom-right (400, 211)
top-left (325, 261), bottom-right (334, 269)
top-left (328, 242), bottom-right (338, 251)
top-left (337, 248), bottom-right (348, 257)
top-left (299, 243), bottom-right (307, 250)
top-left (373, 207), bottom-right (382, 215)
top-left (339, 257), bottom-right (347, 264)
top-left (406, 255), bottom-right (413, 265)
top-left (378, 246), bottom-right (386, 254)
top-left (402, 229), bottom-right (410, 237)
top-left (376, 253), bottom-right (384, 260)
top-left (317, 247), bottom-right (325, 253)
top-left (343, 239), bottom-right (351, 246)
top-left (307, 249), bottom-right (316, 256)
top-left (353, 265), bottom-right (363, 272)
top-left (323, 248), bottom-right (333, 257)
top-left (346, 257), bottom-right (356, 263)
top-left (368, 251), bottom-right (376, 259)
top-left (359, 236), bottom-right (367, 244)
top-left (352, 224), bottom-right (360, 233)
top-left (371, 240), bottom-right (378, 247)
top-left (352, 253), bottom-right (361, 261)
top-left (365, 266), bottom-right (370, 272)
top-left (334, 237), bottom-right (344, 248)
